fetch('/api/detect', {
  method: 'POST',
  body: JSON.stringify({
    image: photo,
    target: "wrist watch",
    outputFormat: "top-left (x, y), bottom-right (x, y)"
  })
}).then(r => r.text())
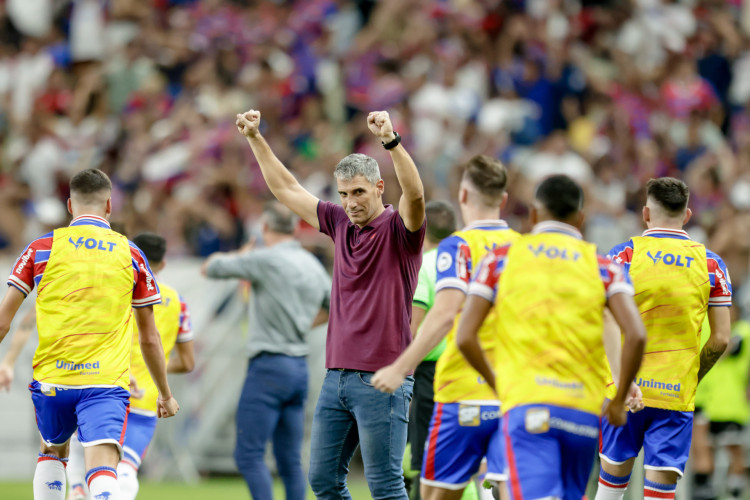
top-left (382, 132), bottom-right (401, 150)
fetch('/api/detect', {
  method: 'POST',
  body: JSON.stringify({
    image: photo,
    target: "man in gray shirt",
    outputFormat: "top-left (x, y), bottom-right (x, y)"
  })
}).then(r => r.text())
top-left (202, 201), bottom-right (330, 500)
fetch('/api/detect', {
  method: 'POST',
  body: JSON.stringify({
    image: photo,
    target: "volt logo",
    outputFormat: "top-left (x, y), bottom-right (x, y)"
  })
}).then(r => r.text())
top-left (646, 251), bottom-right (694, 268)
top-left (69, 237), bottom-right (116, 252)
top-left (528, 243), bottom-right (581, 261)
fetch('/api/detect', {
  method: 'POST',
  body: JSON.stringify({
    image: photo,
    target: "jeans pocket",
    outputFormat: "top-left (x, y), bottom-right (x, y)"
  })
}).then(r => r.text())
top-left (358, 372), bottom-right (374, 387)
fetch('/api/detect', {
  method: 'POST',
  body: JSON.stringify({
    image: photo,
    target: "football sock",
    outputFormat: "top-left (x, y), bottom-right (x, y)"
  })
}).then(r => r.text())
top-left (86, 466), bottom-right (119, 500)
top-left (595, 468), bottom-right (630, 500)
top-left (65, 435), bottom-right (87, 499)
top-left (34, 454), bottom-right (67, 500)
top-left (117, 461), bottom-right (139, 500)
top-left (643, 478), bottom-right (676, 500)
top-left (692, 473), bottom-right (716, 500)
top-left (727, 474), bottom-right (745, 500)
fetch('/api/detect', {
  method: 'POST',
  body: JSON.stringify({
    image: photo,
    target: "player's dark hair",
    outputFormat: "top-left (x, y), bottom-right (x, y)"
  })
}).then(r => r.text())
top-left (263, 201), bottom-right (297, 235)
top-left (69, 169), bottom-right (112, 199)
top-left (646, 177), bottom-right (689, 217)
top-left (462, 155), bottom-right (508, 206)
top-left (534, 175), bottom-right (583, 221)
top-left (425, 200), bottom-right (457, 244)
top-left (133, 233), bottom-right (167, 265)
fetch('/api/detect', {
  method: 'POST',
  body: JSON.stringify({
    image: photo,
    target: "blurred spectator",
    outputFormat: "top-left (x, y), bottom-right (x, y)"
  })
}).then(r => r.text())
top-left (0, 0), bottom-right (746, 301)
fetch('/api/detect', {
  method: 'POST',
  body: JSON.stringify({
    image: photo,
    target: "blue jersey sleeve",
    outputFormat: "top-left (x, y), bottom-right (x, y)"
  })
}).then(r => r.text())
top-left (607, 239), bottom-right (634, 278)
top-left (435, 235), bottom-right (471, 294)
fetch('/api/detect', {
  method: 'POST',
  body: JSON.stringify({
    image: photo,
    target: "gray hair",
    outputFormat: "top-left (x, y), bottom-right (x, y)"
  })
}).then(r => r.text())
top-left (263, 201), bottom-right (297, 235)
top-left (333, 154), bottom-right (381, 185)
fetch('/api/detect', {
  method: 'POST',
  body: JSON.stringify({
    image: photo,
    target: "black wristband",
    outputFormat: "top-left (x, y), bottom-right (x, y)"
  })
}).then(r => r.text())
top-left (382, 132), bottom-right (401, 150)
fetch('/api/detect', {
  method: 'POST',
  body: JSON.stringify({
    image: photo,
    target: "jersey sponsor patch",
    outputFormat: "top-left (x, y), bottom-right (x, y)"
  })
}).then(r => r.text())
top-left (437, 252), bottom-right (453, 273)
top-left (458, 404), bottom-right (481, 426)
top-left (525, 407), bottom-right (550, 434)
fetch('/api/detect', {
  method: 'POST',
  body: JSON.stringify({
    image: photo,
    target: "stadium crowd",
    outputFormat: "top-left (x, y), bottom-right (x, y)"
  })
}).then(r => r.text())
top-left (0, 0), bottom-right (747, 286)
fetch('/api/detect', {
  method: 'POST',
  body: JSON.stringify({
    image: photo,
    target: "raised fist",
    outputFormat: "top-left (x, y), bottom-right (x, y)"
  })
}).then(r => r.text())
top-left (236, 110), bottom-right (261, 138)
top-left (367, 111), bottom-right (395, 142)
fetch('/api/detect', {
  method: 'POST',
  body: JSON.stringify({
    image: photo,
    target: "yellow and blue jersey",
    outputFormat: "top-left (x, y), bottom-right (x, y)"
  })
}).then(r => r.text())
top-left (607, 228), bottom-right (732, 411)
top-left (7, 215), bottom-right (161, 390)
top-left (469, 221), bottom-right (633, 416)
top-left (129, 282), bottom-right (193, 415)
top-left (433, 220), bottom-right (520, 404)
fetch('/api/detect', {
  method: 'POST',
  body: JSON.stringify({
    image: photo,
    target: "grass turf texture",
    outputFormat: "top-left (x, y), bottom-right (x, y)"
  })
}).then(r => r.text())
top-left (0, 476), bottom-right (373, 499)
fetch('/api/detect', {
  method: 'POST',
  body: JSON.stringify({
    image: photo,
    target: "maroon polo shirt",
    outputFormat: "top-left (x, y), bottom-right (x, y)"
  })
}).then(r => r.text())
top-left (318, 201), bottom-right (425, 371)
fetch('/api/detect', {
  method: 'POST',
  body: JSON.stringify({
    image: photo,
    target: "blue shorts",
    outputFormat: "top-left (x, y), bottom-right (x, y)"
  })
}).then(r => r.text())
top-left (29, 381), bottom-right (130, 455)
top-left (600, 406), bottom-right (693, 476)
top-left (504, 404), bottom-right (599, 500)
top-left (121, 412), bottom-right (158, 470)
top-left (421, 402), bottom-right (506, 489)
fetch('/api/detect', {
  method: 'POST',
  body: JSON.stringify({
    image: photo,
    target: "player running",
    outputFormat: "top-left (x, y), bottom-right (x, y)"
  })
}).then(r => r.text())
top-left (373, 155), bottom-right (519, 500)
top-left (66, 233), bottom-right (195, 500)
top-left (456, 174), bottom-right (646, 500)
top-left (0, 169), bottom-right (179, 500)
top-left (594, 177), bottom-right (732, 500)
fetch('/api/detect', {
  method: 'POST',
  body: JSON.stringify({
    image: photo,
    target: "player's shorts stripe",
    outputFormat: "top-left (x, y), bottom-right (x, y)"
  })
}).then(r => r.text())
top-left (119, 406), bottom-right (130, 446)
top-left (424, 403), bottom-right (444, 481)
top-left (503, 416), bottom-right (523, 500)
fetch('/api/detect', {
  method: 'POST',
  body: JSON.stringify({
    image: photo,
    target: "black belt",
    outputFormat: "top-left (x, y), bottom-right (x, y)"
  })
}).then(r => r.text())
top-left (331, 368), bottom-right (375, 374)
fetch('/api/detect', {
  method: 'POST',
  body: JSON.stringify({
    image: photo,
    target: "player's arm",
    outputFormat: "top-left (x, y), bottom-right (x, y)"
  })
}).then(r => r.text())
top-left (455, 294), bottom-right (496, 389)
top-left (236, 110), bottom-right (320, 229)
top-left (168, 296), bottom-right (195, 374)
top-left (0, 307), bottom-right (35, 391)
top-left (602, 307), bottom-right (644, 412)
top-left (167, 341), bottom-right (194, 373)
top-left (367, 111), bottom-right (425, 232)
top-left (699, 306), bottom-right (731, 382)
top-left (372, 288), bottom-right (464, 393)
top-left (603, 289), bottom-right (646, 427)
top-left (134, 306), bottom-right (178, 417)
top-left (410, 305), bottom-right (427, 337)
top-left (699, 253), bottom-right (733, 382)
top-left (0, 287), bottom-right (26, 344)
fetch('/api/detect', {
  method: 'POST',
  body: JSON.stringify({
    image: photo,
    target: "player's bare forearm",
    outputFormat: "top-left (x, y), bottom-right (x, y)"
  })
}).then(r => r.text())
top-left (237, 111), bottom-right (320, 228)
top-left (700, 306), bottom-right (731, 382)
top-left (390, 145), bottom-right (425, 232)
top-left (134, 306), bottom-right (172, 398)
top-left (410, 305), bottom-right (427, 337)
top-left (167, 341), bottom-right (194, 374)
top-left (1, 313), bottom-right (34, 366)
top-left (602, 308), bottom-right (622, 384)
top-left (456, 295), bottom-right (495, 388)
top-left (394, 290), bottom-right (463, 374)
top-left (607, 293), bottom-right (646, 404)
top-left (0, 287), bottom-right (26, 344)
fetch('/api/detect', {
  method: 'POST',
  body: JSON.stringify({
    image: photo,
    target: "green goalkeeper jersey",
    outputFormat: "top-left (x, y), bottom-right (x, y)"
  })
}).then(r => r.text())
top-left (412, 249), bottom-right (447, 362)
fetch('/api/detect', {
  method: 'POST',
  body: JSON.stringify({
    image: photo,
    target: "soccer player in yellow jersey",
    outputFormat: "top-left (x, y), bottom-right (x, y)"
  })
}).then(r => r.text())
top-left (0, 169), bottom-right (179, 500)
top-left (595, 178), bottom-right (732, 500)
top-left (456, 175), bottom-right (646, 500)
top-left (65, 233), bottom-right (195, 500)
top-left (373, 155), bottom-right (519, 500)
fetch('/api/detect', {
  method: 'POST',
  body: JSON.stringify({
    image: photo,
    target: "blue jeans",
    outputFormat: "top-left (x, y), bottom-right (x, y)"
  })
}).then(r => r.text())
top-left (309, 370), bottom-right (414, 499)
top-left (234, 353), bottom-right (308, 500)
